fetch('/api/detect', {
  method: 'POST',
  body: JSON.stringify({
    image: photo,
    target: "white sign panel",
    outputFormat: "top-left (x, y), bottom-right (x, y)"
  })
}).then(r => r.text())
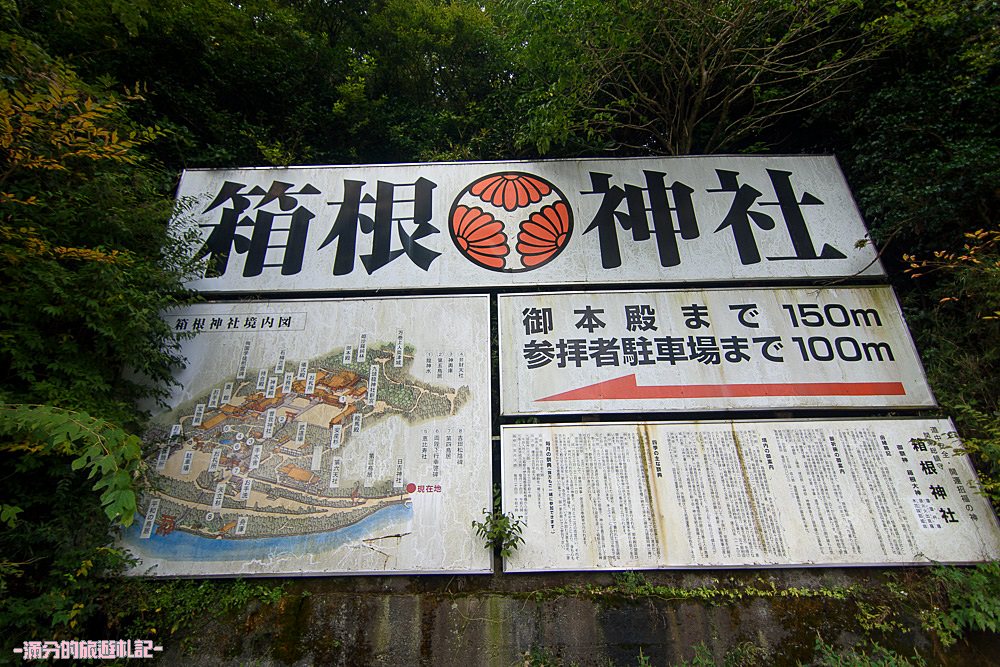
top-left (121, 296), bottom-right (491, 576)
top-left (502, 419), bottom-right (1000, 571)
top-left (173, 155), bottom-right (881, 293)
top-left (499, 287), bottom-right (934, 414)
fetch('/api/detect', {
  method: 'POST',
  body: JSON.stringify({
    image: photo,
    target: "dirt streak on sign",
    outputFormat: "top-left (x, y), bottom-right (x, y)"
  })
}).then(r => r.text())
top-left (501, 419), bottom-right (1000, 572)
top-left (173, 156), bottom-right (882, 293)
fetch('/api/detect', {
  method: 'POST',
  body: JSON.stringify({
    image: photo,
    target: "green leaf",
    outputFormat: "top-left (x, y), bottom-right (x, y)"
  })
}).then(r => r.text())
top-left (1, 404), bottom-right (146, 527)
top-left (1, 503), bottom-right (23, 528)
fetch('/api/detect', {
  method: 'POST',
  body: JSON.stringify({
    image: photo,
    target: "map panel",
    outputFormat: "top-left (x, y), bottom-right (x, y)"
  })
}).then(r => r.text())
top-left (120, 296), bottom-right (492, 576)
top-left (501, 419), bottom-right (1000, 571)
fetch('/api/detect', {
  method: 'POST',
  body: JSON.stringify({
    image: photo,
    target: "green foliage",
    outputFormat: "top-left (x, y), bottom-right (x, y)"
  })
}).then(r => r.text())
top-left (0, 0), bottom-right (997, 661)
top-left (0, 404), bottom-right (144, 526)
top-left (920, 563), bottom-right (1000, 646)
top-left (0, 503), bottom-right (136, 642)
top-left (600, 571), bottom-right (855, 604)
top-left (349, 0), bottom-right (510, 161)
top-left (899, 233), bottom-right (1000, 514)
top-left (496, 0), bottom-right (885, 155)
top-left (530, 571), bottom-right (856, 606)
top-left (472, 485), bottom-right (525, 559)
top-left (673, 643), bottom-right (716, 667)
top-left (14, 0), bottom-right (515, 166)
top-left (526, 567), bottom-right (1000, 658)
top-left (867, 0), bottom-right (1000, 77)
top-left (868, 10), bottom-right (1000, 510)
top-left (0, 32), bottom-right (196, 425)
top-left (106, 579), bottom-right (285, 641)
top-left (0, 504), bottom-right (21, 528)
top-left (814, 4), bottom-right (1000, 651)
top-left (838, 73), bottom-right (999, 257)
top-left (854, 600), bottom-right (904, 635)
top-left (810, 635), bottom-right (927, 667)
top-left (721, 641), bottom-right (771, 667)
top-left (0, 27), bottom-right (194, 649)
top-left (612, 570), bottom-right (654, 596)
top-left (523, 646), bottom-right (567, 666)
top-left (657, 641), bottom-right (778, 667)
top-left (945, 403), bottom-right (1000, 505)
top-left (821, 0), bottom-right (999, 336)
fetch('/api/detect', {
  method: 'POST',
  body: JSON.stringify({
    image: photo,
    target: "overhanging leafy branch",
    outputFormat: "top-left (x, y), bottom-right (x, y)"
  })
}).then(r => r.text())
top-left (0, 404), bottom-right (145, 527)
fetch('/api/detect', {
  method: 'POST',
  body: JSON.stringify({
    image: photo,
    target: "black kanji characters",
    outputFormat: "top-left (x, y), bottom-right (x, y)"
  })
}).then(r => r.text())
top-left (582, 170), bottom-right (699, 269)
top-left (687, 336), bottom-right (720, 364)
top-left (621, 337), bottom-right (656, 365)
top-left (197, 177), bottom-right (442, 279)
top-left (556, 338), bottom-right (590, 367)
top-left (709, 169), bottom-right (846, 265)
top-left (939, 507), bottom-right (958, 523)
top-left (197, 181), bottom-right (320, 277)
top-left (523, 307), bottom-right (554, 336)
top-left (574, 306), bottom-right (607, 333)
top-left (653, 336), bottom-right (687, 365)
top-left (321, 177), bottom-right (441, 275)
top-left (523, 340), bottom-right (556, 369)
top-left (624, 305), bottom-right (657, 331)
top-left (929, 485), bottom-right (948, 500)
top-left (589, 338), bottom-right (620, 367)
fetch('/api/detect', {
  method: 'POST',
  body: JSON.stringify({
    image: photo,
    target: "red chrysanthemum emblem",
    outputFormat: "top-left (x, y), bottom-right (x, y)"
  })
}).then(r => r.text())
top-left (470, 173), bottom-right (552, 212)
top-left (450, 171), bottom-right (573, 272)
top-left (450, 205), bottom-right (509, 269)
top-left (516, 202), bottom-right (571, 267)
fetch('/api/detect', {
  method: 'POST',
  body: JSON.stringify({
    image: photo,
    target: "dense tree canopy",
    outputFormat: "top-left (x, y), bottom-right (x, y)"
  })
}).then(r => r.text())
top-left (9, 0), bottom-right (514, 165)
top-left (0, 0), bottom-right (998, 654)
top-left (0, 23), bottom-right (193, 640)
top-left (494, 0), bottom-right (887, 155)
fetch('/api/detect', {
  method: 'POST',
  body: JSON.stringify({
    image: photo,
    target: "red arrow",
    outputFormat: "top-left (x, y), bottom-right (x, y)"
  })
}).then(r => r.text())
top-left (536, 374), bottom-right (906, 402)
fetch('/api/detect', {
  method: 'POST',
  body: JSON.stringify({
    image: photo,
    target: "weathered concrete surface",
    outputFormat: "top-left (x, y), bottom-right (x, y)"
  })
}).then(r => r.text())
top-left (157, 568), bottom-right (1000, 666)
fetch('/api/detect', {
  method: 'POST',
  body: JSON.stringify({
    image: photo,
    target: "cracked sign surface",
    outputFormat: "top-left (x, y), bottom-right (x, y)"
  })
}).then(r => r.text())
top-left (501, 419), bottom-right (1000, 571)
top-left (121, 296), bottom-right (491, 576)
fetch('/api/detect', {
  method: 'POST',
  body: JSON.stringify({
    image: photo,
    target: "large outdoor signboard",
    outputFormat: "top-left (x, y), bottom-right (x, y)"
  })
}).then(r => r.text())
top-left (173, 155), bottom-right (882, 294)
top-left (121, 296), bottom-right (492, 576)
top-left (499, 287), bottom-right (935, 415)
top-left (142, 154), bottom-right (1000, 578)
top-left (501, 419), bottom-right (1000, 571)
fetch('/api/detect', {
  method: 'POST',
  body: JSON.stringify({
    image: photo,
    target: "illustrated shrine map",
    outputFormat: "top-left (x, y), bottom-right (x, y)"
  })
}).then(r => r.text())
top-left (120, 296), bottom-right (492, 576)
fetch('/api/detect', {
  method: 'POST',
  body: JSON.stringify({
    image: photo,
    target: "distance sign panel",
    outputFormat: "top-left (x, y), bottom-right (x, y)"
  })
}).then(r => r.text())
top-left (120, 296), bottom-right (492, 576)
top-left (501, 419), bottom-right (1000, 572)
top-left (499, 286), bottom-right (934, 415)
top-left (174, 155), bottom-right (882, 294)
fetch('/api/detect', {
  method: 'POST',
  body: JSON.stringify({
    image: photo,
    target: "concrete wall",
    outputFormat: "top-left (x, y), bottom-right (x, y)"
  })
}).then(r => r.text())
top-left (160, 568), bottom-right (1000, 666)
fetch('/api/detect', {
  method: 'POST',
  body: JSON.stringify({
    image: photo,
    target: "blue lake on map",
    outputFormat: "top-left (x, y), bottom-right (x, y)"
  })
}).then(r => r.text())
top-left (123, 503), bottom-right (412, 562)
